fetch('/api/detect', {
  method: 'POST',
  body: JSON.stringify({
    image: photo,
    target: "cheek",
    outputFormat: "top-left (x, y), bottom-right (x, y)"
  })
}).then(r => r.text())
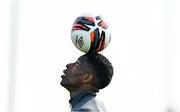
top-left (61, 76), bottom-right (82, 88)
top-left (69, 76), bottom-right (83, 86)
top-left (63, 67), bottom-right (84, 88)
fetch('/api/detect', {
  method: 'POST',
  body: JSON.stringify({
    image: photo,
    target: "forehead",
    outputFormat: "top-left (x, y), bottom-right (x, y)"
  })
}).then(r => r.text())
top-left (76, 56), bottom-right (90, 72)
top-left (77, 55), bottom-right (88, 63)
top-left (77, 55), bottom-right (94, 72)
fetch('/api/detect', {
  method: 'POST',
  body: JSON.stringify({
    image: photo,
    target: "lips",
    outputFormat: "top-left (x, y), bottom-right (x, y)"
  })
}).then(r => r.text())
top-left (61, 75), bottom-right (66, 78)
top-left (61, 69), bottom-right (68, 78)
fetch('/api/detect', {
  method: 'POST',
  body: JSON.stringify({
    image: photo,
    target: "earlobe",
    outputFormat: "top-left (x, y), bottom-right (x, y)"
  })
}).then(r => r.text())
top-left (82, 73), bottom-right (94, 83)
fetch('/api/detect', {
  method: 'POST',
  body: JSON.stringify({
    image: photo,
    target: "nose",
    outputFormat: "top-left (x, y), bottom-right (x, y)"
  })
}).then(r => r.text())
top-left (66, 63), bottom-right (74, 69)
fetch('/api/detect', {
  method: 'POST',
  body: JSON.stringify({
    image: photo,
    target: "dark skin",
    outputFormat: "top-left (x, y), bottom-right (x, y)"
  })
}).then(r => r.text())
top-left (60, 55), bottom-right (96, 98)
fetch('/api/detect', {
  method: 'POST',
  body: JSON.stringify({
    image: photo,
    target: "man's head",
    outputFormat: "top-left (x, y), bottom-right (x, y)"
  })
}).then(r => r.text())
top-left (61, 52), bottom-right (113, 92)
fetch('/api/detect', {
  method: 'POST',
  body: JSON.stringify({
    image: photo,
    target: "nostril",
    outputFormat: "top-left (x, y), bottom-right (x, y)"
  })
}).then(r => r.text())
top-left (66, 64), bottom-right (69, 68)
top-left (66, 63), bottom-right (71, 68)
top-left (66, 63), bottom-right (74, 68)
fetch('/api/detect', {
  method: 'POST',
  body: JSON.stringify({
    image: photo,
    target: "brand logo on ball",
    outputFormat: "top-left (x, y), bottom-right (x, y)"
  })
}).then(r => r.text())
top-left (75, 35), bottom-right (84, 48)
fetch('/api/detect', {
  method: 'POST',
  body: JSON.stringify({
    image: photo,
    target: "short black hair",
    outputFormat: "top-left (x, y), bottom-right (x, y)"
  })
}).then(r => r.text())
top-left (83, 52), bottom-right (113, 89)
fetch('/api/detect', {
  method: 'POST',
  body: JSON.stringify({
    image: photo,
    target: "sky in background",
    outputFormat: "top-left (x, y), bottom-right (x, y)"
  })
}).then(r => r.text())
top-left (0, 0), bottom-right (180, 112)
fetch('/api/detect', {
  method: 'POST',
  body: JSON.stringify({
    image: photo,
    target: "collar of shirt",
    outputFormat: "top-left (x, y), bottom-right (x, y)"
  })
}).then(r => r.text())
top-left (69, 90), bottom-right (97, 109)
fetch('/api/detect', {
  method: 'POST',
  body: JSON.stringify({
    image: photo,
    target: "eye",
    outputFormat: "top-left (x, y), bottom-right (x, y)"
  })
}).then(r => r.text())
top-left (75, 60), bottom-right (81, 67)
top-left (75, 62), bottom-right (79, 66)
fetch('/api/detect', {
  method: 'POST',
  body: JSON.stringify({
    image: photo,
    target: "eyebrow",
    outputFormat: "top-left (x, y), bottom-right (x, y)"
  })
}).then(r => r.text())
top-left (76, 59), bottom-right (81, 64)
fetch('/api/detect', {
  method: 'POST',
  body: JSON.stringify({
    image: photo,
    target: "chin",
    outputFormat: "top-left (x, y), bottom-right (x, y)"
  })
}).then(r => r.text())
top-left (60, 81), bottom-right (68, 89)
top-left (60, 82), bottom-right (72, 92)
top-left (60, 80), bottom-right (65, 87)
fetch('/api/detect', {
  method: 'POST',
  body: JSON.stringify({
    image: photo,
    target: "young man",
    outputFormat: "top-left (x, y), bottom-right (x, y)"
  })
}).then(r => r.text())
top-left (60, 52), bottom-right (113, 112)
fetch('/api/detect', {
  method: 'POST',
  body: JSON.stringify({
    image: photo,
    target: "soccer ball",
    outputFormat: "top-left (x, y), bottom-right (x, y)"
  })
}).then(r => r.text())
top-left (71, 13), bottom-right (111, 53)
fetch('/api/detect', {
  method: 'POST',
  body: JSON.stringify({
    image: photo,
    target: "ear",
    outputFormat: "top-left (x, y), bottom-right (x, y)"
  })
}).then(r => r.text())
top-left (82, 73), bottom-right (94, 84)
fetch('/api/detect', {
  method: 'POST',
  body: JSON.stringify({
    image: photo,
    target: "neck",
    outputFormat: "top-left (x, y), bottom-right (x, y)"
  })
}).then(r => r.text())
top-left (69, 88), bottom-right (89, 98)
top-left (69, 87), bottom-right (98, 98)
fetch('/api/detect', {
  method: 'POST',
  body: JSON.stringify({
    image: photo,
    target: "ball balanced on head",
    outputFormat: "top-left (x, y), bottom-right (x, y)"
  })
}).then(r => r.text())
top-left (71, 13), bottom-right (111, 53)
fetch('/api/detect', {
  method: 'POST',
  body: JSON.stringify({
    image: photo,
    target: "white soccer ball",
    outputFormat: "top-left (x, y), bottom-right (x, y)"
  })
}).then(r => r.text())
top-left (71, 13), bottom-right (111, 53)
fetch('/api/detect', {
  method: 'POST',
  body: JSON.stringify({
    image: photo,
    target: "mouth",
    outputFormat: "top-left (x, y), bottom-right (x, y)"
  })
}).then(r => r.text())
top-left (61, 69), bottom-right (67, 78)
top-left (61, 74), bottom-right (66, 78)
